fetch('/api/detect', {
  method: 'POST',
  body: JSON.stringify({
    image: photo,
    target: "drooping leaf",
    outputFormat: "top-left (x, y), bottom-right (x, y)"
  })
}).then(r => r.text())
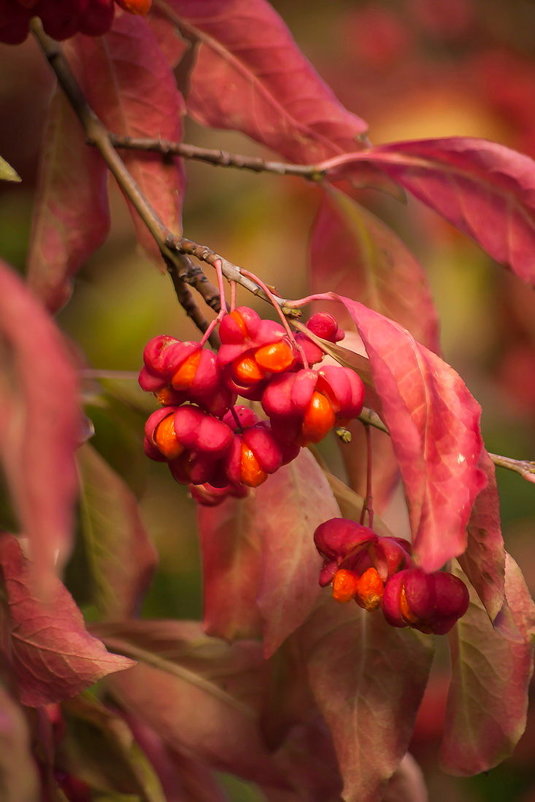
top-left (458, 451), bottom-right (506, 625)
top-left (0, 684), bottom-right (40, 802)
top-left (256, 449), bottom-right (341, 657)
top-left (333, 137), bottom-right (535, 284)
top-left (331, 293), bottom-right (487, 572)
top-left (96, 620), bottom-right (286, 788)
top-left (297, 597), bottom-right (434, 802)
top-left (0, 259), bottom-right (80, 590)
top-left (70, 13), bottom-right (185, 262)
top-left (0, 155), bottom-right (21, 183)
top-left (0, 535), bottom-right (134, 707)
top-left (309, 189), bottom-right (440, 352)
top-left (156, 0), bottom-right (369, 166)
top-left (27, 87), bottom-right (110, 313)
top-left (61, 694), bottom-right (166, 801)
top-left (197, 494), bottom-right (264, 642)
top-left (77, 443), bottom-right (157, 619)
top-left (440, 558), bottom-right (534, 774)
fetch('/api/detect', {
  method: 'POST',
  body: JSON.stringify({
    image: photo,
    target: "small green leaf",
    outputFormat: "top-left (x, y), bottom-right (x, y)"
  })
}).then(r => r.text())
top-left (0, 156), bottom-right (21, 183)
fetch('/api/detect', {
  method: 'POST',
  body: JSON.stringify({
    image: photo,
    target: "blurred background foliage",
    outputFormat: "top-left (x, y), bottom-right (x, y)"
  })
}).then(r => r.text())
top-left (1, 0), bottom-right (535, 799)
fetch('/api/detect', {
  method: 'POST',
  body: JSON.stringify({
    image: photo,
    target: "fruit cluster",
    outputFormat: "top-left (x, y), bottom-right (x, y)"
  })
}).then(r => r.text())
top-left (314, 518), bottom-right (470, 634)
top-left (139, 309), bottom-right (365, 505)
top-left (0, 0), bottom-right (150, 45)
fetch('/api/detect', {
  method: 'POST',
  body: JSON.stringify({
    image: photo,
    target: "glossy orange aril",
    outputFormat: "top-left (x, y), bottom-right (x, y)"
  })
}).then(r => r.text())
top-left (300, 392), bottom-right (336, 443)
top-left (254, 341), bottom-right (294, 373)
top-left (355, 567), bottom-right (384, 611)
top-left (228, 309), bottom-right (248, 337)
top-left (171, 350), bottom-right (202, 390)
top-left (332, 569), bottom-right (360, 603)
top-left (154, 414), bottom-right (184, 460)
top-left (232, 355), bottom-right (265, 385)
top-left (240, 445), bottom-right (267, 487)
top-left (399, 585), bottom-right (419, 624)
top-left (115, 0), bottom-right (152, 15)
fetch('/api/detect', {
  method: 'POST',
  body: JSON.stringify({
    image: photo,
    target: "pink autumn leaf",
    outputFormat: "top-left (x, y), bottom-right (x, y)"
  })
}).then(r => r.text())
top-left (309, 189), bottom-right (441, 509)
top-left (297, 597), bottom-right (433, 802)
top-left (0, 259), bottom-right (80, 590)
top-left (310, 189), bottom-right (440, 352)
top-left (328, 137), bottom-right (535, 285)
top-left (329, 293), bottom-right (487, 572)
top-left (440, 557), bottom-right (535, 774)
top-left (255, 449), bottom-right (341, 658)
top-left (197, 494), bottom-right (264, 642)
top-left (97, 620), bottom-right (286, 788)
top-left (155, 0), bottom-right (369, 165)
top-left (27, 87), bottom-right (109, 313)
top-left (70, 13), bottom-right (185, 262)
top-left (458, 451), bottom-right (506, 625)
top-left (0, 535), bottom-right (134, 707)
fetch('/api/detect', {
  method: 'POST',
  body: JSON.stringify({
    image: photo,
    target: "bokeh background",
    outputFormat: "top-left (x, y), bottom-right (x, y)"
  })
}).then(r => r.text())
top-left (1, 0), bottom-right (535, 799)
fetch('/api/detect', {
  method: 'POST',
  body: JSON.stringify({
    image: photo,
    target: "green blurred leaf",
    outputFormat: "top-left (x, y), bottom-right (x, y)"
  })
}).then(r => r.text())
top-left (0, 156), bottom-right (21, 183)
top-left (62, 694), bottom-right (165, 802)
top-left (78, 443), bottom-right (157, 619)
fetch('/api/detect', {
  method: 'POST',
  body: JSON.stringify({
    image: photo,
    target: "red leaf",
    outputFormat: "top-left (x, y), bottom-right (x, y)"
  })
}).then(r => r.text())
top-left (255, 449), bottom-right (341, 657)
top-left (156, 0), bottom-right (368, 165)
top-left (98, 620), bottom-right (286, 787)
top-left (197, 494), bottom-right (264, 641)
top-left (309, 189), bottom-right (441, 509)
top-left (440, 558), bottom-right (535, 774)
top-left (27, 88), bottom-right (109, 313)
top-left (458, 451), bottom-right (506, 625)
top-left (298, 598), bottom-right (433, 802)
top-left (70, 14), bottom-right (185, 262)
top-left (337, 137), bottom-right (535, 284)
top-left (0, 259), bottom-right (80, 589)
top-left (78, 443), bottom-right (158, 619)
top-left (0, 535), bottom-right (134, 707)
top-left (332, 293), bottom-right (487, 572)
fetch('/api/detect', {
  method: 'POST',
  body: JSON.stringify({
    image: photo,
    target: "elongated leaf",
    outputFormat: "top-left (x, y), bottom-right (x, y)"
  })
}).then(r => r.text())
top-left (0, 155), bottom-right (21, 183)
top-left (0, 536), bottom-right (134, 707)
top-left (332, 293), bottom-right (487, 572)
top-left (440, 558), bottom-right (534, 774)
top-left (256, 449), bottom-right (341, 657)
top-left (458, 451), bottom-right (506, 625)
top-left (0, 259), bottom-right (80, 589)
top-left (157, 0), bottom-right (368, 165)
top-left (27, 87), bottom-right (109, 312)
top-left (97, 620), bottom-right (286, 787)
top-left (335, 137), bottom-right (535, 284)
top-left (198, 494), bottom-right (264, 641)
top-left (78, 443), bottom-right (157, 619)
top-left (70, 13), bottom-right (185, 262)
top-left (310, 189), bottom-right (440, 351)
top-left (0, 685), bottom-right (40, 802)
top-left (298, 597), bottom-right (433, 802)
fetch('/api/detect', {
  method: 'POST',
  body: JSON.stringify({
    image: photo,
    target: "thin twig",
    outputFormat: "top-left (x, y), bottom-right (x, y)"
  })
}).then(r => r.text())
top-left (31, 20), bottom-right (223, 333)
top-left (109, 134), bottom-right (325, 180)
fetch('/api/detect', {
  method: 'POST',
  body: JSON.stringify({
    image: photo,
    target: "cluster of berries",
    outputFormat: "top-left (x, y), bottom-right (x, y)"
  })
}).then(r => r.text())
top-left (139, 308), bottom-right (366, 506)
top-left (0, 0), bottom-right (150, 45)
top-left (314, 518), bottom-right (470, 634)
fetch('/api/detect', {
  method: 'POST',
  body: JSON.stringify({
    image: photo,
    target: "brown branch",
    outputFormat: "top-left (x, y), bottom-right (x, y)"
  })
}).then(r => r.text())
top-left (109, 134), bottom-right (324, 180)
top-left (31, 20), bottom-right (223, 337)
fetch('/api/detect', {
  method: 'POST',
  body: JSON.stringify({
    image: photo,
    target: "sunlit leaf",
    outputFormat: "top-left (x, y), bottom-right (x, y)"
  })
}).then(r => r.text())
top-left (0, 155), bottom-right (21, 183)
